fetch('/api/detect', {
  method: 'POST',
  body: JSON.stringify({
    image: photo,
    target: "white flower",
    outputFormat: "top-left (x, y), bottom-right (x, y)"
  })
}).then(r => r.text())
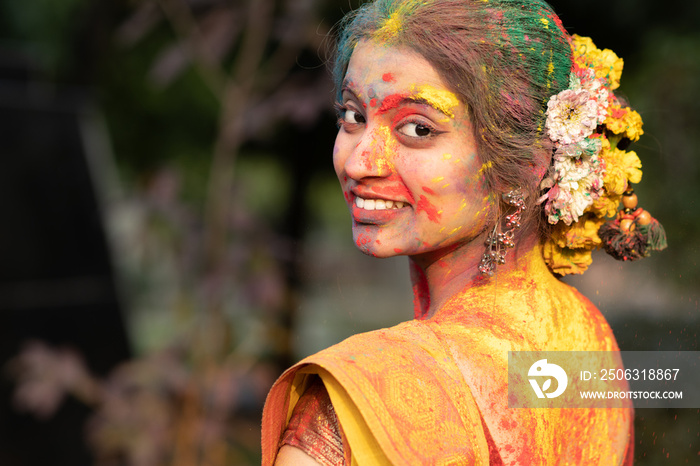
top-left (546, 89), bottom-right (599, 145)
top-left (576, 69), bottom-right (609, 125)
top-left (539, 151), bottom-right (604, 225)
top-left (555, 137), bottom-right (602, 158)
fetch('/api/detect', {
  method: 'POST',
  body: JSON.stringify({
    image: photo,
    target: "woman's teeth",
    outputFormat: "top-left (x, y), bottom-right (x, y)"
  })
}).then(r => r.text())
top-left (355, 196), bottom-right (405, 210)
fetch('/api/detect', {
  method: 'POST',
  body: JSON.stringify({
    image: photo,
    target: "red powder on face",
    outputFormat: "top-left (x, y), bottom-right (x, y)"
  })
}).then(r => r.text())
top-left (361, 150), bottom-right (373, 171)
top-left (394, 248), bottom-right (403, 253)
top-left (390, 107), bottom-right (420, 127)
top-left (377, 93), bottom-right (406, 114)
top-left (369, 184), bottom-right (414, 203)
top-left (382, 72), bottom-right (396, 83)
top-left (356, 234), bottom-right (372, 248)
top-left (416, 195), bottom-right (441, 223)
top-left (422, 186), bottom-right (436, 195)
top-left (369, 98), bottom-right (377, 107)
top-left (375, 240), bottom-right (381, 245)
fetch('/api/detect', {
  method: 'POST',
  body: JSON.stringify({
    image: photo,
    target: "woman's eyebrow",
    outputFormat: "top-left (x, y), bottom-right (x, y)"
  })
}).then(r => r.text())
top-left (341, 79), bottom-right (458, 118)
top-left (340, 80), bottom-right (362, 100)
top-left (377, 94), bottom-right (452, 118)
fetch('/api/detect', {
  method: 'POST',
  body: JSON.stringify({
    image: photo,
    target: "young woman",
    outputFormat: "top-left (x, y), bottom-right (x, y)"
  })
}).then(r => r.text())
top-left (262, 0), bottom-right (663, 464)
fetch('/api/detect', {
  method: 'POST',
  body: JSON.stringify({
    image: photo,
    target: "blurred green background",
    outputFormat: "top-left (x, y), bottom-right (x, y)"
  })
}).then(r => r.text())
top-left (0, 0), bottom-right (697, 464)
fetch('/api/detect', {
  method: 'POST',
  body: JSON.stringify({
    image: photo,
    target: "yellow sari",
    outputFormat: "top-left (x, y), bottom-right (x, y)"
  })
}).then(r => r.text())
top-left (262, 250), bottom-right (634, 465)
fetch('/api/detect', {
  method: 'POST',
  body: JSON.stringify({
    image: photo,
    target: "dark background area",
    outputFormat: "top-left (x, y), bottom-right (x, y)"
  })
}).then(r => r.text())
top-left (0, 0), bottom-right (697, 464)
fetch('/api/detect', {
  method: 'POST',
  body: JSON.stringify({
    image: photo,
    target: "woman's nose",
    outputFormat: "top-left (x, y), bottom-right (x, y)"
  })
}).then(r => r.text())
top-left (343, 126), bottom-right (394, 180)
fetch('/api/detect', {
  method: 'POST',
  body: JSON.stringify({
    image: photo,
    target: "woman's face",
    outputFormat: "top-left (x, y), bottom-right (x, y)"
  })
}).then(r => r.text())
top-left (334, 40), bottom-right (495, 260)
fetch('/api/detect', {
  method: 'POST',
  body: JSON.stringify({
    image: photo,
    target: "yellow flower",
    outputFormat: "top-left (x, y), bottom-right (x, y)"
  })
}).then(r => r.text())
top-left (599, 146), bottom-right (642, 195)
top-left (590, 193), bottom-right (621, 218)
top-left (571, 35), bottom-right (624, 90)
top-left (623, 109), bottom-right (644, 141)
top-left (596, 49), bottom-right (624, 90)
top-left (572, 35), bottom-right (597, 59)
top-left (605, 102), bottom-right (644, 141)
top-left (551, 213), bottom-right (604, 249)
top-left (543, 240), bottom-right (594, 275)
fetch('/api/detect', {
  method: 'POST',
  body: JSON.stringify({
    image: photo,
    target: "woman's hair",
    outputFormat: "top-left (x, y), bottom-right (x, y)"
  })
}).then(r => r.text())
top-left (333, 0), bottom-right (573, 234)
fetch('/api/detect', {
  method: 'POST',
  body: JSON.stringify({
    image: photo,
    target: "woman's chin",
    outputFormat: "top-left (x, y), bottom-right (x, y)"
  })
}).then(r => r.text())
top-left (355, 244), bottom-right (405, 259)
top-left (351, 235), bottom-right (408, 258)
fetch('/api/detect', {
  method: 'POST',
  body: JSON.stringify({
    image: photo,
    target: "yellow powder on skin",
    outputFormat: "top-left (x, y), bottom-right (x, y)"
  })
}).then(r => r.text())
top-left (412, 84), bottom-right (460, 119)
top-left (372, 126), bottom-right (396, 175)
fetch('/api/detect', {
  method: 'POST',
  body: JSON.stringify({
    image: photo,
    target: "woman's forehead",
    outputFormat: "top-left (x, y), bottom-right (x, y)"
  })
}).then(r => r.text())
top-left (344, 40), bottom-right (461, 116)
top-left (345, 40), bottom-right (445, 93)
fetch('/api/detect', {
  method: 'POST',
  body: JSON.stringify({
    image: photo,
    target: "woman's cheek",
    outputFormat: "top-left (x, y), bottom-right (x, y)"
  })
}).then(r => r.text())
top-left (332, 141), bottom-right (344, 176)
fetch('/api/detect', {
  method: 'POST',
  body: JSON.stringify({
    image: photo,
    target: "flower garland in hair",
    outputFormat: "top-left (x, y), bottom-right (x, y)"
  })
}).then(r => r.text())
top-left (538, 35), bottom-right (666, 275)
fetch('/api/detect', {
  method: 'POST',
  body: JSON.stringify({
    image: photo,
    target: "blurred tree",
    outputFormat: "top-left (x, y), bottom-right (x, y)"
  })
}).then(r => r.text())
top-left (2, 0), bottom-right (347, 464)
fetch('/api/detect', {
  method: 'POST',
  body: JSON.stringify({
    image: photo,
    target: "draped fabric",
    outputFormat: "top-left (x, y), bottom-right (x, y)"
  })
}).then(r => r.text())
top-left (280, 376), bottom-right (345, 465)
top-left (262, 250), bottom-right (634, 465)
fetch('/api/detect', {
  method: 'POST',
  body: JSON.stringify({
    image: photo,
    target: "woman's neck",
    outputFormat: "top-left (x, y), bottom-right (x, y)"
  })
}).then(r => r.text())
top-left (409, 227), bottom-right (543, 320)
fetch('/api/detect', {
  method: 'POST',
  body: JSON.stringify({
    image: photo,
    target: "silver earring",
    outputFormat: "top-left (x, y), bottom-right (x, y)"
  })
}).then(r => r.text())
top-left (478, 189), bottom-right (526, 277)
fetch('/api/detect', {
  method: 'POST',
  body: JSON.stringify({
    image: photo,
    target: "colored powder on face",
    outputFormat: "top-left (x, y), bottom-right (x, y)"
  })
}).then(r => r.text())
top-left (370, 98), bottom-right (378, 107)
top-left (394, 248), bottom-right (403, 253)
top-left (412, 85), bottom-right (460, 118)
top-left (356, 233), bottom-right (372, 248)
top-left (382, 73), bottom-right (396, 83)
top-left (369, 180), bottom-right (415, 203)
top-left (377, 93), bottom-right (406, 114)
top-left (389, 106), bottom-right (419, 125)
top-left (372, 125), bottom-right (397, 175)
top-left (422, 186), bottom-right (436, 195)
top-left (360, 150), bottom-right (374, 172)
top-left (416, 195), bottom-right (441, 223)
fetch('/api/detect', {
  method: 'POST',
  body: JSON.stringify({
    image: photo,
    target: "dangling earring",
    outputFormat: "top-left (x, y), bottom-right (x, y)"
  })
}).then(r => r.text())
top-left (478, 188), bottom-right (526, 277)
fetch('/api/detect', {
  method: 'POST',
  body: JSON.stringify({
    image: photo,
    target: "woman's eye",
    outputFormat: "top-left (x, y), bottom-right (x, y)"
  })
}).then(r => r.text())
top-left (343, 109), bottom-right (365, 124)
top-left (398, 122), bottom-right (433, 138)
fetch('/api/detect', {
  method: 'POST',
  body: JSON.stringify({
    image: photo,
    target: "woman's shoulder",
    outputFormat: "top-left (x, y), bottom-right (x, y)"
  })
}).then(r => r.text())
top-left (263, 322), bottom-right (491, 465)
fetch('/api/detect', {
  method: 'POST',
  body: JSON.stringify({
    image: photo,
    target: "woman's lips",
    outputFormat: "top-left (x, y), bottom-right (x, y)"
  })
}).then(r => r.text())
top-left (354, 196), bottom-right (406, 210)
top-left (351, 195), bottom-right (409, 224)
